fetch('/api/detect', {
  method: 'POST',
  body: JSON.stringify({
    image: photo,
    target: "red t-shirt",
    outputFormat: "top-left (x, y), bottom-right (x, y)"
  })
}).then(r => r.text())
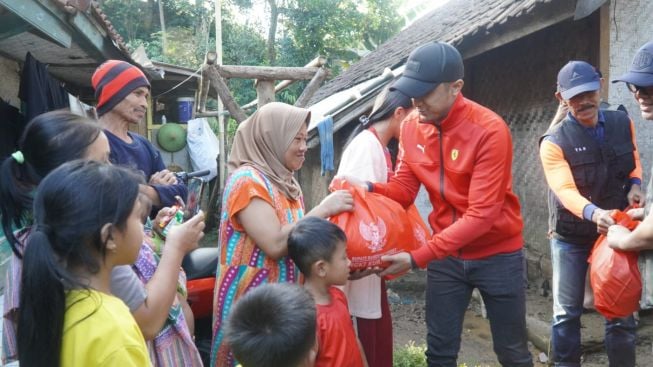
top-left (315, 287), bottom-right (365, 367)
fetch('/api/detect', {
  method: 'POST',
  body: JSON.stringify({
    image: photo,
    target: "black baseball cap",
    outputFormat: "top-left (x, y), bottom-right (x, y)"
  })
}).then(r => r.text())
top-left (612, 41), bottom-right (653, 87)
top-left (390, 41), bottom-right (464, 98)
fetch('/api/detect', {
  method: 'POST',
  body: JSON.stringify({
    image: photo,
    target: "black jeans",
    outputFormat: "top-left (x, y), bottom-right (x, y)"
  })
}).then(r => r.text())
top-left (425, 250), bottom-right (532, 367)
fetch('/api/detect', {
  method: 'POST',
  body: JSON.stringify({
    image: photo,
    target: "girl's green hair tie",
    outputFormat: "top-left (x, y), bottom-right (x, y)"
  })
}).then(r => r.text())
top-left (11, 151), bottom-right (24, 164)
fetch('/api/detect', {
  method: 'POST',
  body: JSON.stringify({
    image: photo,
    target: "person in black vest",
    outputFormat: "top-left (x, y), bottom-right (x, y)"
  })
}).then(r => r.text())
top-left (539, 60), bottom-right (642, 367)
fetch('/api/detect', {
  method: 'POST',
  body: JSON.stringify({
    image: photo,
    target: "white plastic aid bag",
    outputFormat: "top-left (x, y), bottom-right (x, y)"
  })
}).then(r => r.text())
top-left (186, 117), bottom-right (219, 181)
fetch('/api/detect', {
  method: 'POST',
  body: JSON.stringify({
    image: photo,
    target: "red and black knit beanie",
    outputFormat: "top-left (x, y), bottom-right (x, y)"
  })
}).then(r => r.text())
top-left (92, 60), bottom-right (150, 116)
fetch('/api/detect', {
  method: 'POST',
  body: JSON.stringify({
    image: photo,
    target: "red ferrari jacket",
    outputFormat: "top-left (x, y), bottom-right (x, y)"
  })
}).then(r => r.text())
top-left (372, 93), bottom-right (524, 268)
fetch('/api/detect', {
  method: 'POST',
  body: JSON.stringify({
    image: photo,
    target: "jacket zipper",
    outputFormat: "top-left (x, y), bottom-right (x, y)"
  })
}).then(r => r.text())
top-left (437, 125), bottom-right (460, 256)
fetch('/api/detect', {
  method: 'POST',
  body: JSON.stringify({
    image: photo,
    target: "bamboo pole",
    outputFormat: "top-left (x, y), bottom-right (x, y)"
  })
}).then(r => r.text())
top-left (294, 67), bottom-right (328, 107)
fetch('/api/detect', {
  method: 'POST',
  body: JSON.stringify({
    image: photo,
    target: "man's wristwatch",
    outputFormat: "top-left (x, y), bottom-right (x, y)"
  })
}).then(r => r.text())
top-left (365, 181), bottom-right (374, 192)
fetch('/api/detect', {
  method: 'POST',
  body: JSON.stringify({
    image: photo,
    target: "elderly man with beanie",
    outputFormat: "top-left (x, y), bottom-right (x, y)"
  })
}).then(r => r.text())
top-left (346, 41), bottom-right (532, 367)
top-left (540, 60), bottom-right (642, 367)
top-left (92, 60), bottom-right (186, 207)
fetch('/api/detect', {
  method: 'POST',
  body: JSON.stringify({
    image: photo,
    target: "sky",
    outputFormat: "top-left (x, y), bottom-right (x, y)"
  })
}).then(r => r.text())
top-left (230, 0), bottom-right (452, 36)
top-left (398, 0), bottom-right (451, 25)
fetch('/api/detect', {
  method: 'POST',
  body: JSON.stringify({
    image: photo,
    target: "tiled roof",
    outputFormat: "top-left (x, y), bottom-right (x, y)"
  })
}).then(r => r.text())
top-left (89, 1), bottom-right (131, 55)
top-left (308, 0), bottom-right (557, 105)
top-left (51, 0), bottom-right (131, 55)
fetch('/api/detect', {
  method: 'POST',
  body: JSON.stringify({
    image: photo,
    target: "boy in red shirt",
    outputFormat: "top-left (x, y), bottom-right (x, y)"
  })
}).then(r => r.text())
top-left (288, 217), bottom-right (368, 367)
top-left (225, 283), bottom-right (318, 367)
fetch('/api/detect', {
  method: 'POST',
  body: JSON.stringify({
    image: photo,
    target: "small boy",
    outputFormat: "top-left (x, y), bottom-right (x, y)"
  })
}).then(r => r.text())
top-left (288, 217), bottom-right (368, 367)
top-left (225, 283), bottom-right (318, 367)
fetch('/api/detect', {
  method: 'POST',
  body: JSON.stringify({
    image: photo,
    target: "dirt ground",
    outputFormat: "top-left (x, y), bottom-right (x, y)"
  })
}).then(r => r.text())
top-left (388, 269), bottom-right (653, 366)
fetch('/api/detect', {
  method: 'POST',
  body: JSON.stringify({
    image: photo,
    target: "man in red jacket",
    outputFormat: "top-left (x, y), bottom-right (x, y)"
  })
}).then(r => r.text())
top-left (360, 42), bottom-right (532, 366)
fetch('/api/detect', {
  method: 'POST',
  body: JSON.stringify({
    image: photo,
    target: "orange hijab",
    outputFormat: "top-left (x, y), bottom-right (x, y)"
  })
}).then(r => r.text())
top-left (228, 102), bottom-right (310, 200)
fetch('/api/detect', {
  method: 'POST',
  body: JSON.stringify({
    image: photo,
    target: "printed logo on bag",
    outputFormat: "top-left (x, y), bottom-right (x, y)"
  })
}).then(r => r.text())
top-left (359, 218), bottom-right (387, 253)
top-left (417, 144), bottom-right (426, 153)
top-left (451, 149), bottom-right (459, 161)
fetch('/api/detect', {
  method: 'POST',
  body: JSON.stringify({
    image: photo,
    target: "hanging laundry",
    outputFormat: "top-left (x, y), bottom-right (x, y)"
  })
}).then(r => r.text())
top-left (0, 99), bottom-right (25, 159)
top-left (317, 115), bottom-right (334, 176)
top-left (18, 52), bottom-right (69, 122)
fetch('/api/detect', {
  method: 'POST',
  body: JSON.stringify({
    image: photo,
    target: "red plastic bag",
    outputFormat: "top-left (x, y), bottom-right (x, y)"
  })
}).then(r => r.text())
top-left (328, 178), bottom-right (427, 270)
top-left (589, 210), bottom-right (641, 320)
top-left (407, 205), bottom-right (431, 248)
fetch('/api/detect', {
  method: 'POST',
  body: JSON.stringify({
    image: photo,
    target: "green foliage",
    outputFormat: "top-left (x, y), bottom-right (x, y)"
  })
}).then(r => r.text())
top-left (221, 15), bottom-right (267, 105)
top-left (392, 342), bottom-right (494, 367)
top-left (279, 0), bottom-right (404, 76)
top-left (393, 341), bottom-right (427, 367)
top-left (360, 0), bottom-right (405, 50)
top-left (101, 0), bottom-right (405, 104)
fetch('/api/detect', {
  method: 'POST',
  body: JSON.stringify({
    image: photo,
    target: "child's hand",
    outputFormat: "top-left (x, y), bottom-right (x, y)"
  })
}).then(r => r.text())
top-left (165, 211), bottom-right (205, 255)
top-left (153, 206), bottom-right (176, 237)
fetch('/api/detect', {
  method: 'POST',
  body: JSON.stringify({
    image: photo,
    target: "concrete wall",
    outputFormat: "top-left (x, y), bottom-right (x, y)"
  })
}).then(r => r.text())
top-left (608, 0), bottom-right (653, 186)
top-left (0, 56), bottom-right (20, 107)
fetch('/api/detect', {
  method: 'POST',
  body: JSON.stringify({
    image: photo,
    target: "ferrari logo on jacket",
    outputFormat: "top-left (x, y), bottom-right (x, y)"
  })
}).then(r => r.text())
top-left (451, 149), bottom-right (459, 161)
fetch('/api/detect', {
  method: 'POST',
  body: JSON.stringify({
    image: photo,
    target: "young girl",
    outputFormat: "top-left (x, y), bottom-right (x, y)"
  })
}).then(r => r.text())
top-left (336, 85), bottom-right (413, 367)
top-left (1, 111), bottom-right (112, 363)
top-left (17, 161), bottom-right (149, 366)
top-left (1, 111), bottom-right (204, 365)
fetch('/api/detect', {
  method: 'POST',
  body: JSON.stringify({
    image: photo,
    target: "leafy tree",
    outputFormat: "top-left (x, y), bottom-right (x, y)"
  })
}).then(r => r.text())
top-left (100, 0), bottom-right (405, 103)
top-left (229, 0), bottom-right (405, 69)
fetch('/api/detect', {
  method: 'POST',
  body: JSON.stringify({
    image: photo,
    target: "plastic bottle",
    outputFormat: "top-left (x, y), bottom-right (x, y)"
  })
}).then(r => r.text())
top-left (161, 207), bottom-right (184, 237)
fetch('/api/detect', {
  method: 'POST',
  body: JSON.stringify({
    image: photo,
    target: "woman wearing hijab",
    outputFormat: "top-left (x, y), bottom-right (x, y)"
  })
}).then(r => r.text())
top-left (210, 102), bottom-right (353, 367)
top-left (337, 86), bottom-right (413, 367)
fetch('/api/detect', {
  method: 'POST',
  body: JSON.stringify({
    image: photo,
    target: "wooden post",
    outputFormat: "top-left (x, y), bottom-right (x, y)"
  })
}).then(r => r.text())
top-left (255, 79), bottom-right (275, 107)
top-left (241, 56), bottom-right (327, 110)
top-left (295, 67), bottom-right (329, 107)
top-left (203, 64), bottom-right (248, 123)
top-left (219, 65), bottom-right (320, 80)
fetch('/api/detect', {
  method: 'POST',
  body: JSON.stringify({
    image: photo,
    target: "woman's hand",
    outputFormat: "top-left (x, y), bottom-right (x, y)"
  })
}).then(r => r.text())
top-left (316, 190), bottom-right (354, 218)
top-left (166, 211), bottom-right (205, 255)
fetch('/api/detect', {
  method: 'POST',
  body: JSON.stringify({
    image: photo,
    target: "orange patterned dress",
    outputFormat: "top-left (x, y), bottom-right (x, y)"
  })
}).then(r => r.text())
top-left (210, 166), bottom-right (304, 366)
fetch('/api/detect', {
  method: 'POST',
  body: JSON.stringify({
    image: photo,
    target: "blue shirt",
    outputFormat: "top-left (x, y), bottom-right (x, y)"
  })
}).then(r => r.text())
top-left (105, 130), bottom-right (187, 208)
